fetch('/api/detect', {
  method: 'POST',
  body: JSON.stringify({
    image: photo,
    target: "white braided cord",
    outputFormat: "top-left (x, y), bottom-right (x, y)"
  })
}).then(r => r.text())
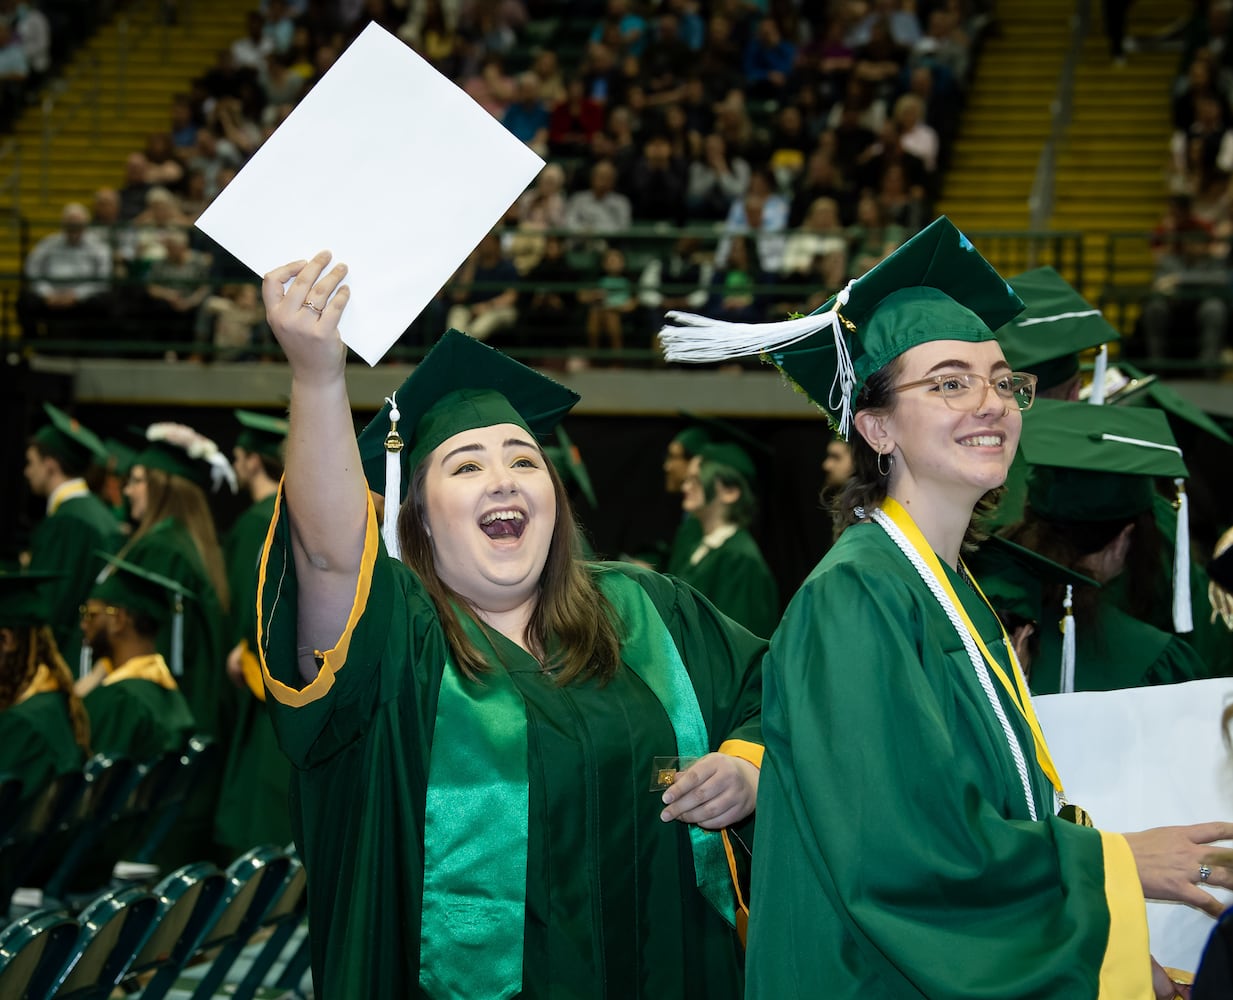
top-left (871, 507), bottom-right (1039, 820)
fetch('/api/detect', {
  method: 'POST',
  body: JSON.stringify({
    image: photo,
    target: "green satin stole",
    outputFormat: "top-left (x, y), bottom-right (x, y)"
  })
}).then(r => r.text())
top-left (419, 571), bottom-right (734, 1000)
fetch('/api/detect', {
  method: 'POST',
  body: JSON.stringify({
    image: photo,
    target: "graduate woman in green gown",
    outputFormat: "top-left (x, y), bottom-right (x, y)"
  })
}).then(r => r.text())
top-left (675, 441), bottom-right (780, 637)
top-left (0, 572), bottom-right (89, 802)
top-left (660, 217), bottom-right (1233, 999)
top-left (255, 251), bottom-right (765, 1000)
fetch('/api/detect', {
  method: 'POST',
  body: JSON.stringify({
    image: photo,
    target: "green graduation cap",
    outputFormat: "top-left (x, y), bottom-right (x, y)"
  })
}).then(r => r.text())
top-left (1020, 397), bottom-right (1194, 634)
top-left (1020, 398), bottom-right (1187, 523)
top-left (102, 437), bottom-right (138, 478)
top-left (31, 403), bottom-right (108, 471)
top-left (966, 534), bottom-right (1098, 627)
top-left (91, 553), bottom-right (193, 674)
top-left (698, 441), bottom-right (758, 488)
top-left (671, 426), bottom-right (711, 458)
top-left (356, 329), bottom-right (580, 557)
top-left (0, 570), bottom-right (61, 629)
top-left (542, 426), bottom-right (597, 509)
top-left (90, 553), bottom-right (193, 625)
top-left (134, 423), bottom-right (238, 495)
top-left (677, 411), bottom-right (772, 458)
top-left (234, 409), bottom-right (290, 460)
top-left (1109, 361), bottom-right (1233, 447)
top-left (660, 216), bottom-right (1024, 438)
top-left (995, 267), bottom-right (1120, 394)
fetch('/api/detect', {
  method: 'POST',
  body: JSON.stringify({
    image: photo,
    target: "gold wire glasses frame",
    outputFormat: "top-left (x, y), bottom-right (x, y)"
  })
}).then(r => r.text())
top-left (78, 605), bottom-right (118, 621)
top-left (892, 371), bottom-right (1039, 412)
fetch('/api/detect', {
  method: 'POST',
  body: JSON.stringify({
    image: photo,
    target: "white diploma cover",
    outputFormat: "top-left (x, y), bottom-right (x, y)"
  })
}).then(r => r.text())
top-left (196, 21), bottom-right (545, 365)
top-left (1036, 677), bottom-right (1233, 972)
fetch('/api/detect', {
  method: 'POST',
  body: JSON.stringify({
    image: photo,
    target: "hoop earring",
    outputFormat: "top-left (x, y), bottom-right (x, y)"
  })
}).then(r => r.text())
top-left (877, 449), bottom-right (892, 477)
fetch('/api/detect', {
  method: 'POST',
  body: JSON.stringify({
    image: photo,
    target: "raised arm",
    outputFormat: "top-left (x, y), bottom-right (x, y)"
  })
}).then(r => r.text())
top-left (261, 251), bottom-right (367, 679)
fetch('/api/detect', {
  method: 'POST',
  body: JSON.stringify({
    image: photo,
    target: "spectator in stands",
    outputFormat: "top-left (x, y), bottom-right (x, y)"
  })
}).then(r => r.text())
top-left (169, 94), bottom-right (200, 154)
top-left (628, 132), bottom-right (687, 223)
top-left (520, 234), bottom-right (580, 344)
top-left (743, 16), bottom-right (797, 101)
top-left (549, 76), bottom-right (605, 158)
top-left (853, 16), bottom-right (908, 112)
top-left (446, 231), bottom-right (520, 342)
top-left (0, 17), bottom-right (27, 128)
top-left (874, 160), bottom-right (929, 235)
top-left (143, 230), bottom-right (213, 348)
top-left (89, 187), bottom-right (136, 274)
top-left (139, 132), bottom-right (186, 190)
top-left (846, 0), bottom-right (922, 48)
top-left (580, 245), bottom-right (637, 360)
top-left (1171, 93), bottom-right (1233, 189)
top-left (213, 95), bottom-right (262, 157)
top-left (713, 88), bottom-right (760, 163)
top-left (565, 158), bottom-right (632, 234)
top-left (517, 161), bottom-right (567, 232)
top-left (686, 131), bottom-right (751, 221)
top-left (463, 51), bottom-right (514, 121)
top-left (909, 7), bottom-right (970, 95)
top-left (19, 202), bottom-right (113, 342)
top-left (118, 153), bottom-right (152, 221)
top-left (531, 49), bottom-right (566, 107)
top-left (133, 186), bottom-right (191, 261)
top-left (263, 0), bottom-right (295, 54)
top-left (791, 149), bottom-right (849, 226)
top-left (186, 127), bottom-right (242, 201)
top-left (284, 23), bottom-right (316, 78)
top-left (642, 10), bottom-right (691, 101)
top-left (502, 71), bottom-right (550, 156)
top-left (768, 104), bottom-right (811, 190)
top-left (893, 92), bottom-right (939, 174)
top-left (232, 9), bottom-right (273, 73)
top-left (706, 233), bottom-right (765, 324)
top-left (179, 168), bottom-right (211, 220)
top-left (1172, 51), bottom-right (1231, 134)
top-left (638, 233), bottom-right (712, 323)
top-left (696, 11), bottom-right (742, 101)
top-left (4, 0), bottom-right (48, 85)
top-left (846, 190), bottom-right (905, 276)
top-left (590, 0), bottom-right (647, 59)
top-left (804, 16), bottom-right (855, 109)
top-left (718, 169), bottom-right (789, 269)
top-left (195, 282), bottom-right (267, 361)
top-left (781, 195), bottom-right (848, 290)
top-left (1142, 194), bottom-right (1230, 366)
top-left (414, 0), bottom-right (463, 76)
top-left (603, 103), bottom-right (640, 177)
top-left (260, 51), bottom-right (305, 107)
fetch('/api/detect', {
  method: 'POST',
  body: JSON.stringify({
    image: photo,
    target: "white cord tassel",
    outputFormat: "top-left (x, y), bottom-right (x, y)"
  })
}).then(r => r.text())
top-left (1059, 585), bottom-right (1076, 694)
top-left (78, 643), bottom-right (93, 682)
top-left (660, 281), bottom-right (859, 436)
top-left (171, 595), bottom-right (184, 676)
top-left (1174, 478), bottom-right (1193, 633)
top-left (1088, 344), bottom-right (1108, 405)
top-left (383, 392), bottom-right (403, 562)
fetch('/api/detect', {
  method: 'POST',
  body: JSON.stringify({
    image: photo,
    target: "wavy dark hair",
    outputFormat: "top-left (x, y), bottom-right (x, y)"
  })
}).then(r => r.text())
top-left (698, 459), bottom-right (756, 529)
top-left (831, 355), bottom-right (1002, 540)
top-left (0, 625), bottom-right (90, 754)
top-left (397, 449), bottom-right (622, 684)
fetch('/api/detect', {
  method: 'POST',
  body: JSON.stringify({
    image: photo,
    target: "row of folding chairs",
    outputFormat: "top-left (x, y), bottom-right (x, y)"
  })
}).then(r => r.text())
top-left (0, 737), bottom-right (218, 911)
top-left (0, 843), bottom-right (309, 1000)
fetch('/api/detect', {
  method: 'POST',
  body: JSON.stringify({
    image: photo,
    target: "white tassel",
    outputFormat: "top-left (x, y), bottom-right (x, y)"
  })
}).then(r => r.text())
top-left (1059, 585), bottom-right (1076, 694)
top-left (660, 281), bottom-right (859, 436)
top-left (1088, 344), bottom-right (1108, 405)
top-left (171, 595), bottom-right (184, 676)
top-left (383, 392), bottom-right (403, 562)
top-left (78, 643), bottom-right (93, 682)
top-left (1174, 478), bottom-right (1193, 633)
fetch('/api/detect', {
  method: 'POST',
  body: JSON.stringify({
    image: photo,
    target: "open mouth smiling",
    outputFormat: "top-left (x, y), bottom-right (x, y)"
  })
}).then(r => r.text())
top-left (479, 508), bottom-right (527, 539)
top-left (959, 434), bottom-right (1004, 448)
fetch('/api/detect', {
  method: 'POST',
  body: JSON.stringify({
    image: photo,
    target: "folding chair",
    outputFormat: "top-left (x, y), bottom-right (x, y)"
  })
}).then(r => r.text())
top-left (0, 908), bottom-right (78, 1000)
top-left (50, 884), bottom-right (159, 999)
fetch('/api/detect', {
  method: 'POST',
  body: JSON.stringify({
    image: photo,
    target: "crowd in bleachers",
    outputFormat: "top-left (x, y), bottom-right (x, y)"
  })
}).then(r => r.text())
top-left (17, 0), bottom-right (993, 361)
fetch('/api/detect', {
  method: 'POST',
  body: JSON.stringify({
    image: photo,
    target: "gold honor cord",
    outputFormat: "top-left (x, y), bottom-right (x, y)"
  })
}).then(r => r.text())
top-left (881, 498), bottom-right (1063, 797)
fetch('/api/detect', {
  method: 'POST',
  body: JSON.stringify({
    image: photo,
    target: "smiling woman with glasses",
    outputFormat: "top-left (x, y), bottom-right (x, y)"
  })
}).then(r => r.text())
top-left (660, 217), bottom-right (1233, 1000)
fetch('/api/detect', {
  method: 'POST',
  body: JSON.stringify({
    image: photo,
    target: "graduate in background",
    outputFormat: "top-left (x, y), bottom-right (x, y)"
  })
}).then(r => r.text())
top-left (23, 404), bottom-right (123, 669)
top-left (659, 423), bottom-right (710, 572)
top-left (217, 408), bottom-right (294, 858)
top-left (0, 571), bottom-right (89, 803)
top-left (675, 442), bottom-right (780, 638)
top-left (256, 254), bottom-right (764, 1000)
top-left (660, 217), bottom-right (1233, 999)
top-left (1006, 400), bottom-right (1209, 694)
top-left (78, 555), bottom-right (196, 762)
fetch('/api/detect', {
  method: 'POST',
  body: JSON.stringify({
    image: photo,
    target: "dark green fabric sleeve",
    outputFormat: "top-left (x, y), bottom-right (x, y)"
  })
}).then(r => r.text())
top-left (0, 694), bottom-right (83, 802)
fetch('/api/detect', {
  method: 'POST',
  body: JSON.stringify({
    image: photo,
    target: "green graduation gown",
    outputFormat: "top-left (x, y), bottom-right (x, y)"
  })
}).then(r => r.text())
top-left (672, 527), bottom-right (780, 638)
top-left (123, 518), bottom-right (230, 740)
top-left (1030, 598), bottom-right (1207, 695)
top-left (664, 515), bottom-right (704, 576)
top-left (83, 659), bottom-right (196, 762)
top-left (258, 494), bottom-right (765, 999)
top-left (748, 519), bottom-right (1150, 999)
top-left (0, 690), bottom-right (84, 802)
top-left (28, 487), bottom-right (123, 668)
top-left (216, 494), bottom-right (292, 854)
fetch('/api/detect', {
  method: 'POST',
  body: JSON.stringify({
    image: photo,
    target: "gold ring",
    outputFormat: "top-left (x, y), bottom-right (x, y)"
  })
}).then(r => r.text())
top-left (303, 301), bottom-right (323, 315)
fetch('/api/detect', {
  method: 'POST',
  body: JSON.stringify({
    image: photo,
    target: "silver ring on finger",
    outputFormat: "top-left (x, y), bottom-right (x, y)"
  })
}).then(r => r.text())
top-left (1200, 864), bottom-right (1212, 883)
top-left (303, 300), bottom-right (323, 315)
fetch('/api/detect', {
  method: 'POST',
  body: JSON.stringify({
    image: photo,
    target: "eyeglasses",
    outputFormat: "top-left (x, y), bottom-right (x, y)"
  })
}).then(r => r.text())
top-left (892, 371), bottom-right (1038, 412)
top-left (126, 473), bottom-right (146, 486)
top-left (79, 605), bottom-right (118, 621)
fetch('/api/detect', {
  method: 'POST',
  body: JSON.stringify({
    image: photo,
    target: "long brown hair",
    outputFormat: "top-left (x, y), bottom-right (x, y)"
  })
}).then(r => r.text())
top-left (122, 466), bottom-right (231, 613)
top-left (397, 450), bottom-right (621, 684)
top-left (0, 625), bottom-right (90, 754)
top-left (832, 355), bottom-right (1002, 540)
